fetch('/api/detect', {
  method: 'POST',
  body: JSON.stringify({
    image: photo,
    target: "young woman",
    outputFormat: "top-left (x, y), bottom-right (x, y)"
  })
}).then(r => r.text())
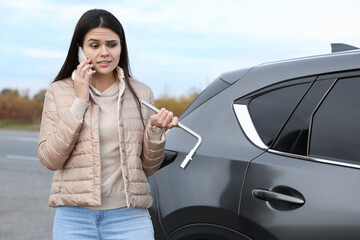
top-left (37, 9), bottom-right (178, 239)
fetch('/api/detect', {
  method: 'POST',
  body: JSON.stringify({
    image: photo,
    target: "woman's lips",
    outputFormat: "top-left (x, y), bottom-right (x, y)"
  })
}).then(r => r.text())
top-left (97, 60), bottom-right (112, 67)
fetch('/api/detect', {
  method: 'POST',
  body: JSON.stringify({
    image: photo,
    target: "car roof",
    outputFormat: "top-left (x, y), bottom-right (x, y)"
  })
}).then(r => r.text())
top-left (181, 49), bottom-right (360, 120)
top-left (220, 49), bottom-right (360, 85)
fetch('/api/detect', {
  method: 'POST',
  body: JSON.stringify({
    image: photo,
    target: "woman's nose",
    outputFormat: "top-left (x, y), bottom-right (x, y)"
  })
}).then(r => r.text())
top-left (100, 46), bottom-right (110, 57)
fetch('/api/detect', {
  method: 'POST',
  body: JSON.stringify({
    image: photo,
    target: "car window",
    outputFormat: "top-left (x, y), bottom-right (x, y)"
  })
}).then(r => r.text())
top-left (248, 83), bottom-right (310, 146)
top-left (272, 79), bottom-right (333, 155)
top-left (309, 76), bottom-right (360, 164)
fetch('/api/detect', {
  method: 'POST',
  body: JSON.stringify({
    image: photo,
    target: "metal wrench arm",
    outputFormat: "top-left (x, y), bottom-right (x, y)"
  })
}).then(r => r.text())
top-left (139, 99), bottom-right (202, 169)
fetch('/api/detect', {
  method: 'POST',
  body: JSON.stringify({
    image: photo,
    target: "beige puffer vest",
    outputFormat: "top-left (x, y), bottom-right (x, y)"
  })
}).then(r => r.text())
top-left (37, 69), bottom-right (165, 208)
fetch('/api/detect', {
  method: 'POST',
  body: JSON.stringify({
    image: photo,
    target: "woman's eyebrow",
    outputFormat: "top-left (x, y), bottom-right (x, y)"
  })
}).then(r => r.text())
top-left (87, 38), bottom-right (119, 43)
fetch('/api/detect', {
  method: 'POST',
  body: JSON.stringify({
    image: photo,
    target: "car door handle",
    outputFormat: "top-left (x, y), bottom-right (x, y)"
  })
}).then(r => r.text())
top-left (252, 189), bottom-right (305, 205)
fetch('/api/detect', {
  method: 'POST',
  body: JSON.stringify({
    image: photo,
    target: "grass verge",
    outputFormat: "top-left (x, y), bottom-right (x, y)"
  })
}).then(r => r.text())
top-left (0, 120), bottom-right (40, 131)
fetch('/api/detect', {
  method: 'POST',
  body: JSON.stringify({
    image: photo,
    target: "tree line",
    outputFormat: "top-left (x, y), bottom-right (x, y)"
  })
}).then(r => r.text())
top-left (0, 89), bottom-right (45, 125)
top-left (0, 88), bottom-right (199, 128)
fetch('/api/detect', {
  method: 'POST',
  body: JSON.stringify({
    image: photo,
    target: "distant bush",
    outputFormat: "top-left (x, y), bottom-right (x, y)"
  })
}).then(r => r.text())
top-left (0, 87), bottom-right (200, 128)
top-left (0, 88), bottom-right (45, 125)
top-left (155, 91), bottom-right (199, 117)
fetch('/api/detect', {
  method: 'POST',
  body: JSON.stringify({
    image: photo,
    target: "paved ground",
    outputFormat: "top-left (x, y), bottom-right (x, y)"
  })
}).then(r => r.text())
top-left (0, 129), bottom-right (55, 240)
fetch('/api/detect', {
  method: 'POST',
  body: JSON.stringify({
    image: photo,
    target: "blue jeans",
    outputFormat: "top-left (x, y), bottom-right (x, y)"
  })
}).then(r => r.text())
top-left (53, 206), bottom-right (154, 240)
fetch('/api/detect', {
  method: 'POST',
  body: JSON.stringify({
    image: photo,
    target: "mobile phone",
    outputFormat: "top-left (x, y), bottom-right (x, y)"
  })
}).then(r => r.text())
top-left (78, 47), bottom-right (93, 74)
top-left (78, 46), bottom-right (87, 63)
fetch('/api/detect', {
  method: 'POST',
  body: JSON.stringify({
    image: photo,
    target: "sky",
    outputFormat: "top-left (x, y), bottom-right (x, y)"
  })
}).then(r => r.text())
top-left (0, 0), bottom-right (360, 99)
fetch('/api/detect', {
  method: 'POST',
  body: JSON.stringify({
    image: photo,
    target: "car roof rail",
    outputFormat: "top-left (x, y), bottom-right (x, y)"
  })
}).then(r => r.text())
top-left (331, 43), bottom-right (359, 53)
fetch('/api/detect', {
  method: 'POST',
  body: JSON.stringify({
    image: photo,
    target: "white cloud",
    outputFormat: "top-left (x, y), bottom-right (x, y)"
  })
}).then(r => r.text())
top-left (5, 0), bottom-right (360, 44)
top-left (23, 49), bottom-right (67, 59)
top-left (3, 0), bottom-right (45, 13)
top-left (96, 0), bottom-right (360, 43)
top-left (1, 0), bottom-right (360, 98)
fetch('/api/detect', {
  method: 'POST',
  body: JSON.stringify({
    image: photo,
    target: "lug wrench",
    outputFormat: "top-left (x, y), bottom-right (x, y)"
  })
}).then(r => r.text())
top-left (139, 99), bottom-right (202, 169)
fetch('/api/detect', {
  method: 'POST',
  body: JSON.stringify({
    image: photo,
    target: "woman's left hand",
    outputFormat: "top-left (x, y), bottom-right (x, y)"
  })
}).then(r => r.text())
top-left (148, 108), bottom-right (178, 131)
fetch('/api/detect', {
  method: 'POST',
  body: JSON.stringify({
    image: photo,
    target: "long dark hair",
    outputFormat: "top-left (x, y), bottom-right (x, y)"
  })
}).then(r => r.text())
top-left (54, 9), bottom-right (144, 127)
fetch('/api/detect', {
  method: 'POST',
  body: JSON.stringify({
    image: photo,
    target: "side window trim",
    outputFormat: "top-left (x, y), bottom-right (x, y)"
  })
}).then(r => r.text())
top-left (233, 72), bottom-right (360, 169)
top-left (233, 104), bottom-right (268, 150)
top-left (268, 149), bottom-right (360, 170)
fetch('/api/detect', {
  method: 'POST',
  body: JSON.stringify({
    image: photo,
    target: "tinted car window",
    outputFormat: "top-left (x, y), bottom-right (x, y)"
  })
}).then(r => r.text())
top-left (273, 79), bottom-right (334, 155)
top-left (309, 76), bottom-right (360, 163)
top-left (248, 83), bottom-right (310, 146)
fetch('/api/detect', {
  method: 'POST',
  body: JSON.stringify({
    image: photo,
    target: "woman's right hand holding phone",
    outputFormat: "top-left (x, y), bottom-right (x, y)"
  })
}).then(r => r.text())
top-left (74, 58), bottom-right (96, 103)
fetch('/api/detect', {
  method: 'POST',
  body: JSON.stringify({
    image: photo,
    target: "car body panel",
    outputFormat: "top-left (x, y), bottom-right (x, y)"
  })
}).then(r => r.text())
top-left (149, 49), bottom-right (360, 240)
top-left (150, 82), bottom-right (266, 236)
top-left (241, 152), bottom-right (360, 240)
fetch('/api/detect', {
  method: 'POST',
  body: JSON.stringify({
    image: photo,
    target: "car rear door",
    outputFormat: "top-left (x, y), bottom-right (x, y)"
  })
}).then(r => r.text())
top-left (238, 72), bottom-right (360, 239)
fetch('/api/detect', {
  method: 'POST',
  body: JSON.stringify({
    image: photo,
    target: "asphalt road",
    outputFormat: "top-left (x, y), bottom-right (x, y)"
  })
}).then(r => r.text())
top-left (0, 129), bottom-right (55, 240)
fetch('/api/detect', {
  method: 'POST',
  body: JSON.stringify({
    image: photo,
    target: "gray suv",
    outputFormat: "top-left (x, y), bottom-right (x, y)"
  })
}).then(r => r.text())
top-left (149, 44), bottom-right (360, 240)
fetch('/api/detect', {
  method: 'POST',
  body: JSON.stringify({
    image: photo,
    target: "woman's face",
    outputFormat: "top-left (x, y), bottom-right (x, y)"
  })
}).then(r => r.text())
top-left (82, 27), bottom-right (121, 77)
